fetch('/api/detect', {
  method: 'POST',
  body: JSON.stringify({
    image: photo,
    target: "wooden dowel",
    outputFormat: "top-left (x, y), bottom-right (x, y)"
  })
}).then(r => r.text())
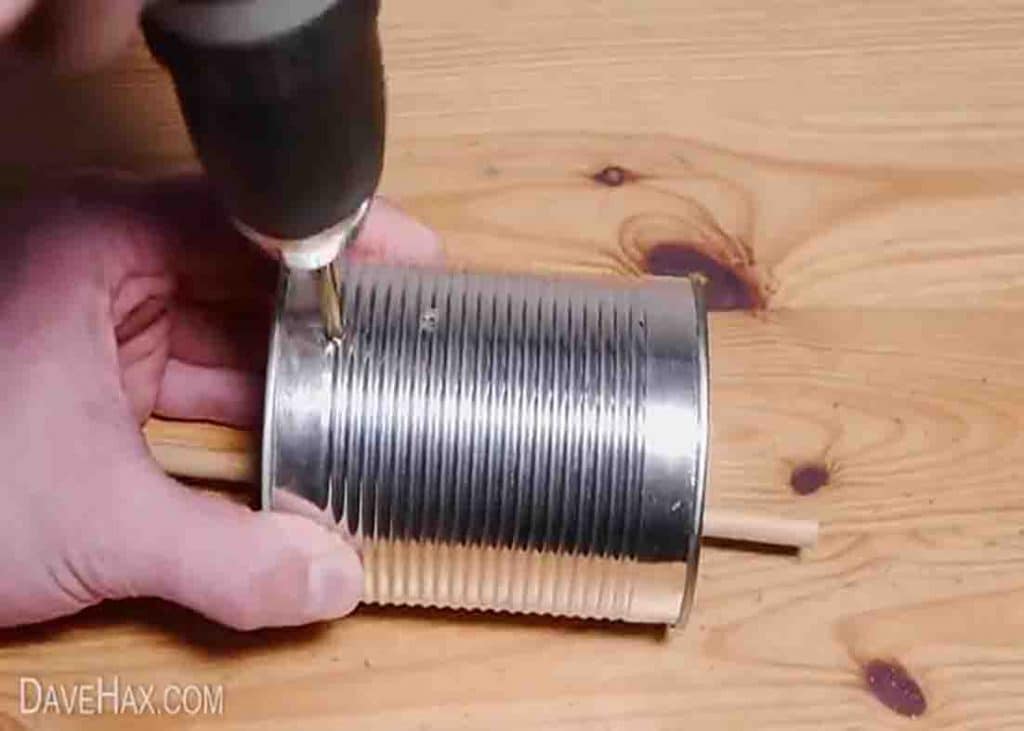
top-left (144, 419), bottom-right (819, 549)
top-left (702, 509), bottom-right (819, 549)
top-left (144, 419), bottom-right (259, 484)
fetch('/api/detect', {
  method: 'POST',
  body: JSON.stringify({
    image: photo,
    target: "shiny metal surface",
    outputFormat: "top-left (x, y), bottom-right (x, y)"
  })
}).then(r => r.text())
top-left (263, 260), bottom-right (709, 625)
top-left (234, 197), bottom-right (371, 272)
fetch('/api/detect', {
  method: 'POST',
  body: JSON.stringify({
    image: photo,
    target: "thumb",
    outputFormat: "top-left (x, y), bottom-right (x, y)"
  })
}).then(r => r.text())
top-left (97, 466), bottom-right (363, 630)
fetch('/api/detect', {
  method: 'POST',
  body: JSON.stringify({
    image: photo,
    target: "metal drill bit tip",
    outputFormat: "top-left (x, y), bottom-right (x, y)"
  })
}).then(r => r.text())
top-left (313, 199), bottom-right (371, 340)
top-left (233, 200), bottom-right (371, 340)
top-left (316, 264), bottom-right (343, 339)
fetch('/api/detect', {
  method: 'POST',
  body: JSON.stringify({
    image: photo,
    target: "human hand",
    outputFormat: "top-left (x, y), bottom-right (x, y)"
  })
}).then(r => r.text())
top-left (0, 175), bottom-right (442, 629)
top-left (1, 0), bottom-right (144, 72)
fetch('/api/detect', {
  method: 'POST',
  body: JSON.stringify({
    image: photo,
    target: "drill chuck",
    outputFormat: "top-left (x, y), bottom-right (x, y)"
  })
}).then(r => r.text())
top-left (142, 0), bottom-right (385, 267)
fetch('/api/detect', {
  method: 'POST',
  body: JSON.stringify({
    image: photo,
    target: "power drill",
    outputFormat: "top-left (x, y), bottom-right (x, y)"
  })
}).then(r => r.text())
top-left (141, 0), bottom-right (384, 289)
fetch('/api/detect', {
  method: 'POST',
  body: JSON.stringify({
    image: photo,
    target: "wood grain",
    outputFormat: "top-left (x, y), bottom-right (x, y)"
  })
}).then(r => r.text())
top-left (2, 311), bottom-right (1022, 729)
top-left (3, 3), bottom-right (1024, 311)
top-left (1, 0), bottom-right (1023, 727)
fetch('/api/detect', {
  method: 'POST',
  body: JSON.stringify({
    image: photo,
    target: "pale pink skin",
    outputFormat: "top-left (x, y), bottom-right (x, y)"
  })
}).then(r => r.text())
top-left (0, 176), bottom-right (442, 629)
top-left (1, 0), bottom-right (146, 72)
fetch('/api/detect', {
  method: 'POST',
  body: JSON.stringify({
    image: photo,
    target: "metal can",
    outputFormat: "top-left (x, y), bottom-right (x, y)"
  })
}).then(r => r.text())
top-left (262, 258), bottom-right (709, 625)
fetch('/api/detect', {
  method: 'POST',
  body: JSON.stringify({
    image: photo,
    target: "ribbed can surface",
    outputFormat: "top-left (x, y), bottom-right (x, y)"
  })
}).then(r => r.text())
top-left (263, 259), bottom-right (709, 625)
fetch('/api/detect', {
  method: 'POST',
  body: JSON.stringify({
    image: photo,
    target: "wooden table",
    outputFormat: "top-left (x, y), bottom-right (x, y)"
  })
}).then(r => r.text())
top-left (2, 1), bottom-right (1024, 727)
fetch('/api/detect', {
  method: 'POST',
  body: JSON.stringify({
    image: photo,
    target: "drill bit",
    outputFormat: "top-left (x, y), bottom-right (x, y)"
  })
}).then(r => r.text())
top-left (312, 198), bottom-right (370, 340)
top-left (235, 199), bottom-right (370, 341)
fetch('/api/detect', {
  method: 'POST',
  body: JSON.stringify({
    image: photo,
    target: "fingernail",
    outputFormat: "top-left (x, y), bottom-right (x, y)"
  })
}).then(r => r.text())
top-left (307, 548), bottom-right (363, 620)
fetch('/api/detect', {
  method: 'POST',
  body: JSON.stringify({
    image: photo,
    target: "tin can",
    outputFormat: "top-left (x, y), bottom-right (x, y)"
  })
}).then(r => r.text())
top-left (262, 259), bottom-right (709, 625)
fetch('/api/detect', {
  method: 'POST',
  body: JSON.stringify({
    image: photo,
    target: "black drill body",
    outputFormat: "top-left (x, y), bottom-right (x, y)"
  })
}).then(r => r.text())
top-left (142, 0), bottom-right (385, 242)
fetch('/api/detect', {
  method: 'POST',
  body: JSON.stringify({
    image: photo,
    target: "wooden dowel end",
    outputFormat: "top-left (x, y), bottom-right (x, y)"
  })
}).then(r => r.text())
top-left (702, 509), bottom-right (819, 549)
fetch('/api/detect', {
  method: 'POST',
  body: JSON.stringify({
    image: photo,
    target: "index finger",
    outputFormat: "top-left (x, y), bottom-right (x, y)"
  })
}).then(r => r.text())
top-left (127, 175), bottom-right (279, 312)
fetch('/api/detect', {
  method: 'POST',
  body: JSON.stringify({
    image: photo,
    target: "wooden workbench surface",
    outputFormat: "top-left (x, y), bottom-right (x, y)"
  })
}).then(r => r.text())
top-left (2, 1), bottom-right (1023, 728)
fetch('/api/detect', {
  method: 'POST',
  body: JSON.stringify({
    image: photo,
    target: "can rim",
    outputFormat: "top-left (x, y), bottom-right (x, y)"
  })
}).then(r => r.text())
top-left (260, 269), bottom-right (288, 514)
top-left (673, 278), bottom-right (710, 627)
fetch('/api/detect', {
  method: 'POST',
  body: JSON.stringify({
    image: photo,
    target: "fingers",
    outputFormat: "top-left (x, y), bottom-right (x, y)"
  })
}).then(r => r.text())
top-left (169, 302), bottom-right (270, 370)
top-left (0, 0), bottom-right (32, 35)
top-left (5, 0), bottom-right (142, 71)
top-left (155, 303), bottom-right (269, 428)
top-left (101, 467), bottom-right (363, 630)
top-left (351, 198), bottom-right (445, 266)
top-left (118, 310), bottom-right (171, 423)
top-left (155, 359), bottom-right (263, 428)
top-left (103, 178), bottom-right (443, 309)
top-left (126, 175), bottom-right (280, 310)
top-left (77, 175), bottom-right (442, 323)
